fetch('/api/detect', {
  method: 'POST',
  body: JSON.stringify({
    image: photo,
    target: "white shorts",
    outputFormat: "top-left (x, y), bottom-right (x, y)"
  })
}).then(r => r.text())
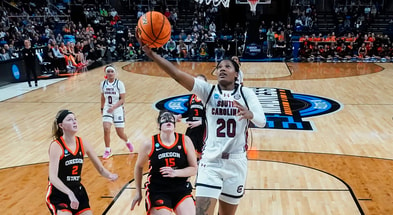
top-left (195, 153), bottom-right (247, 205)
top-left (102, 106), bottom-right (125, 128)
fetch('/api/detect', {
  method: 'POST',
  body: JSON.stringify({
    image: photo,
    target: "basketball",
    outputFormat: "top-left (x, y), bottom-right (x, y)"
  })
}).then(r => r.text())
top-left (137, 11), bottom-right (171, 48)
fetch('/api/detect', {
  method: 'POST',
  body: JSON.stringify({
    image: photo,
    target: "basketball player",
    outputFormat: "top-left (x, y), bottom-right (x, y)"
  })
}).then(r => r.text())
top-left (136, 34), bottom-right (266, 215)
top-left (101, 65), bottom-right (133, 159)
top-left (231, 56), bottom-right (244, 85)
top-left (181, 74), bottom-right (207, 160)
top-left (131, 110), bottom-right (197, 215)
top-left (46, 109), bottom-right (118, 215)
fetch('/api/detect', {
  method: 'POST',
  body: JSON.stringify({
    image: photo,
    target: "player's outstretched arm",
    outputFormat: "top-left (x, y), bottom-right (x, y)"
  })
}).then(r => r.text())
top-left (136, 32), bottom-right (195, 91)
top-left (131, 140), bottom-right (151, 210)
top-left (84, 140), bottom-right (118, 181)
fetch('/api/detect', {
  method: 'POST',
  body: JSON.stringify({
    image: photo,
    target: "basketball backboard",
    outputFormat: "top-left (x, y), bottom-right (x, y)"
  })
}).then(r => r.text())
top-left (194, 0), bottom-right (271, 8)
top-left (235, 0), bottom-right (271, 4)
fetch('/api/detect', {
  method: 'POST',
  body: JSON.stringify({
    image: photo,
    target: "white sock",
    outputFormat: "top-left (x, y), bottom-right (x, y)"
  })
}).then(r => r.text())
top-left (105, 147), bottom-right (111, 152)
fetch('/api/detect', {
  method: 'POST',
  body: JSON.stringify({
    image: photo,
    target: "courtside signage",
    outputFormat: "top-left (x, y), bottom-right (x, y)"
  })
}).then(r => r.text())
top-left (12, 64), bottom-right (20, 80)
top-left (154, 87), bottom-right (342, 131)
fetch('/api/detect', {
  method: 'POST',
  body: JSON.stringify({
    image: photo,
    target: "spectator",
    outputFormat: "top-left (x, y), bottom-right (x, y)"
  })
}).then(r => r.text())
top-left (164, 38), bottom-right (177, 58)
top-left (266, 28), bottom-right (275, 58)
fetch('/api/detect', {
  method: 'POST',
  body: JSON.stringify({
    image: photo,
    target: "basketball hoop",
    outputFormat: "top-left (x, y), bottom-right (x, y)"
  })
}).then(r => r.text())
top-left (195, 0), bottom-right (230, 8)
top-left (248, 0), bottom-right (259, 12)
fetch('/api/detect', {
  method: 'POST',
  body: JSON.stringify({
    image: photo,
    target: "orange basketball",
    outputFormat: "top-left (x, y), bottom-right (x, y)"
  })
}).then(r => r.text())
top-left (137, 11), bottom-right (171, 48)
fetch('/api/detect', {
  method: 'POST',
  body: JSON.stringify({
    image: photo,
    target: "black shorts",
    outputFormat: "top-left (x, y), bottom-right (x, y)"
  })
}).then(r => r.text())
top-left (145, 182), bottom-right (194, 213)
top-left (46, 183), bottom-right (90, 215)
top-left (186, 125), bottom-right (205, 153)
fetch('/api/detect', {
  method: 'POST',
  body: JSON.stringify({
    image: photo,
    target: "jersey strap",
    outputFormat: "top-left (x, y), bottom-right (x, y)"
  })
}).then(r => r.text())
top-left (205, 85), bottom-right (216, 105)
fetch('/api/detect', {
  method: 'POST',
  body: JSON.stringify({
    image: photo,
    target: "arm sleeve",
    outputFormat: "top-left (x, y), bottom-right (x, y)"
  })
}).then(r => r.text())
top-left (243, 87), bottom-right (266, 128)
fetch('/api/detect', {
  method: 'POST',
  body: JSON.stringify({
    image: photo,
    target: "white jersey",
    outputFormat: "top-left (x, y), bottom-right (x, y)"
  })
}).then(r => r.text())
top-left (101, 79), bottom-right (126, 109)
top-left (192, 78), bottom-right (266, 160)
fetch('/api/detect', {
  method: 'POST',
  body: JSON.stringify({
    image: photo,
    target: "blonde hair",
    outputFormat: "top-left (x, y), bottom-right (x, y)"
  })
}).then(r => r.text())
top-left (52, 109), bottom-right (73, 140)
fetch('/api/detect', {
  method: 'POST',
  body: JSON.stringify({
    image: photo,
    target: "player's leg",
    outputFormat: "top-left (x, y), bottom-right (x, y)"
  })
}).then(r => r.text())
top-left (174, 197), bottom-right (196, 215)
top-left (195, 160), bottom-right (222, 215)
top-left (102, 120), bottom-right (113, 159)
top-left (149, 208), bottom-right (173, 215)
top-left (218, 200), bottom-right (238, 215)
top-left (103, 121), bottom-right (112, 148)
top-left (114, 126), bottom-right (133, 152)
top-left (57, 211), bottom-right (73, 215)
top-left (79, 210), bottom-right (93, 215)
top-left (218, 155), bottom-right (247, 215)
top-left (113, 108), bottom-right (133, 152)
top-left (196, 197), bottom-right (217, 215)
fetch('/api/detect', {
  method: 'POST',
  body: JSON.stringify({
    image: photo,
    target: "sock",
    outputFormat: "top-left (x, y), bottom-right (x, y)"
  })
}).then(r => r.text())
top-left (105, 147), bottom-right (111, 152)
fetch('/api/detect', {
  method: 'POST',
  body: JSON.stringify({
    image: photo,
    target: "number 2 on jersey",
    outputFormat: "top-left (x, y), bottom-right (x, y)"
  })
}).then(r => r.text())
top-left (72, 166), bottom-right (78, 175)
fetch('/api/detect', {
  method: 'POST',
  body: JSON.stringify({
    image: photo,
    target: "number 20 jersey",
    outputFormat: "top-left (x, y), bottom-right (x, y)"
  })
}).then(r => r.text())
top-left (192, 78), bottom-right (264, 160)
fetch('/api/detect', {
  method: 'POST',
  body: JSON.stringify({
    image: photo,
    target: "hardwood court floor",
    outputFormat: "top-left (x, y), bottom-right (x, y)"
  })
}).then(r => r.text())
top-left (1, 61), bottom-right (393, 215)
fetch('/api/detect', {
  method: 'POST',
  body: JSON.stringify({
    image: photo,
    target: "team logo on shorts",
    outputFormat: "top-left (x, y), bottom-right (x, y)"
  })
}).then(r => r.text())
top-left (155, 199), bottom-right (164, 206)
top-left (237, 185), bottom-right (244, 193)
top-left (154, 87), bottom-right (342, 131)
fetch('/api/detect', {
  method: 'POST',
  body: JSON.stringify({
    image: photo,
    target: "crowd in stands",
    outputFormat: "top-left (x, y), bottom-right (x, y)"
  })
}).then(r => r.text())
top-left (292, 0), bottom-right (393, 62)
top-left (0, 0), bottom-right (393, 69)
top-left (297, 31), bottom-right (393, 62)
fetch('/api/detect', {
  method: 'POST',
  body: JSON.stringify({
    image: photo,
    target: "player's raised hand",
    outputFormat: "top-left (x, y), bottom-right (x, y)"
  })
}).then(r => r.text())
top-left (234, 100), bottom-right (253, 121)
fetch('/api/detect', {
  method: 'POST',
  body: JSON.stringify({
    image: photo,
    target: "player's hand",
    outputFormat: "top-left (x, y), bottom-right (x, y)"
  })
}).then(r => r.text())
top-left (108, 173), bottom-right (118, 181)
top-left (107, 107), bottom-right (114, 113)
top-left (234, 100), bottom-right (253, 121)
top-left (187, 120), bottom-right (202, 128)
top-left (160, 166), bottom-right (176, 178)
top-left (68, 192), bottom-right (79, 210)
top-left (175, 114), bottom-right (182, 122)
top-left (135, 27), bottom-right (153, 57)
top-left (131, 191), bottom-right (142, 211)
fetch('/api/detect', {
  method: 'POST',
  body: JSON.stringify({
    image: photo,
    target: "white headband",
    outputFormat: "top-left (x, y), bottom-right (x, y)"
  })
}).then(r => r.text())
top-left (105, 66), bottom-right (116, 74)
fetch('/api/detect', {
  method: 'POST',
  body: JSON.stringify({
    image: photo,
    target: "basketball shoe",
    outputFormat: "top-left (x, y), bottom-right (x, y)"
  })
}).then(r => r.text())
top-left (126, 141), bottom-right (134, 152)
top-left (103, 149), bottom-right (112, 159)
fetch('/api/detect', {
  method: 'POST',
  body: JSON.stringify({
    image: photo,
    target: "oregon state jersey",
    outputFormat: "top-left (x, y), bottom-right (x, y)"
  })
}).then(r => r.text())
top-left (192, 78), bottom-right (265, 160)
top-left (185, 94), bottom-right (205, 123)
top-left (146, 133), bottom-right (189, 192)
top-left (101, 79), bottom-right (125, 108)
top-left (53, 136), bottom-right (85, 187)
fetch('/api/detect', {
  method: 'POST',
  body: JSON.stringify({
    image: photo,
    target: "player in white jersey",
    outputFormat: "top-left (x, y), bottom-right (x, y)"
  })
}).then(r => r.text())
top-left (100, 65), bottom-right (133, 159)
top-left (137, 33), bottom-right (266, 215)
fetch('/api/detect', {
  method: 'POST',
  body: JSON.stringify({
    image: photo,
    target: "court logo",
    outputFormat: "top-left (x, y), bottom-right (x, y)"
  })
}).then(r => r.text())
top-left (154, 87), bottom-right (342, 131)
top-left (12, 64), bottom-right (20, 80)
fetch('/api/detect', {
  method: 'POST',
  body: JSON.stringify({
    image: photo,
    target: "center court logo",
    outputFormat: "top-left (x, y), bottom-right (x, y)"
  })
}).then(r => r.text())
top-left (154, 87), bottom-right (342, 131)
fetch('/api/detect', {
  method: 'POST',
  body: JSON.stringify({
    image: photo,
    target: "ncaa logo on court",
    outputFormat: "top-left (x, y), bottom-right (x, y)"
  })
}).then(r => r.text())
top-left (154, 87), bottom-right (342, 131)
